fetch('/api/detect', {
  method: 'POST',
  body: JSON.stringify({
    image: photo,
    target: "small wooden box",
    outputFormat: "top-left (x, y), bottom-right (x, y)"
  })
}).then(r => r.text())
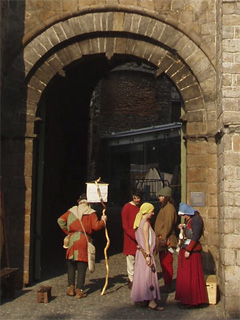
top-left (37, 286), bottom-right (52, 303)
top-left (205, 275), bottom-right (217, 305)
top-left (0, 267), bottom-right (20, 298)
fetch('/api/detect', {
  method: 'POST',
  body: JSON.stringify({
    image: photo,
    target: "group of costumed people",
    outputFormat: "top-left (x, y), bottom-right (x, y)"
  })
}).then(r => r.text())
top-left (57, 186), bottom-right (208, 310)
top-left (121, 187), bottom-right (208, 310)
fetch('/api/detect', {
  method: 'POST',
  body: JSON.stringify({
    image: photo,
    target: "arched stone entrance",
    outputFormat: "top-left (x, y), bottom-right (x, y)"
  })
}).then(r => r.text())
top-left (2, 10), bottom-right (217, 285)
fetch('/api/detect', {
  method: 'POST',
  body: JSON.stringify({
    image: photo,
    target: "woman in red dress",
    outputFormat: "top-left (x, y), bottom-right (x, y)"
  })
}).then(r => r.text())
top-left (175, 203), bottom-right (208, 308)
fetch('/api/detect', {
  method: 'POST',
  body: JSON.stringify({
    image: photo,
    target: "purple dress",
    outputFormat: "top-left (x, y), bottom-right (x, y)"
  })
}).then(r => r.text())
top-left (131, 220), bottom-right (161, 302)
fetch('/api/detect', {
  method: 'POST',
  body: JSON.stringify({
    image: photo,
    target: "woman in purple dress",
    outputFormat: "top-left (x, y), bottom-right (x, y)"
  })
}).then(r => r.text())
top-left (131, 203), bottom-right (164, 311)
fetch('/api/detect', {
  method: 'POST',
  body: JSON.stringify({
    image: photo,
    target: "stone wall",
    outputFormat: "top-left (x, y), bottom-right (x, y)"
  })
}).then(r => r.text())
top-left (217, 1), bottom-right (240, 318)
top-left (4, 1), bottom-right (217, 71)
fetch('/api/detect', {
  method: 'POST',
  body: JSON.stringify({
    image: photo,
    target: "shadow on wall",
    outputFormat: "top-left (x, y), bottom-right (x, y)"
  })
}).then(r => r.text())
top-left (202, 250), bottom-right (216, 275)
top-left (1, 0), bottom-right (26, 282)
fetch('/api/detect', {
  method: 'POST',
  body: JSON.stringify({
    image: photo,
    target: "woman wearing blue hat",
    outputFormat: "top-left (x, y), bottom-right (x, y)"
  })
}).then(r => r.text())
top-left (175, 203), bottom-right (208, 308)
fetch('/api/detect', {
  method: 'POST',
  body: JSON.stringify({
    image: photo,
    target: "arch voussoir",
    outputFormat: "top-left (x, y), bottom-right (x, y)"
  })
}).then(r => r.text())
top-left (180, 84), bottom-right (203, 102)
top-left (185, 97), bottom-right (205, 111)
top-left (46, 53), bottom-right (64, 73)
top-left (5, 10), bottom-right (217, 128)
top-left (156, 54), bottom-right (176, 76)
top-left (28, 76), bottom-right (47, 94)
top-left (165, 59), bottom-right (184, 79)
top-left (27, 84), bottom-right (42, 106)
top-left (52, 23), bottom-right (69, 42)
top-left (176, 73), bottom-right (198, 90)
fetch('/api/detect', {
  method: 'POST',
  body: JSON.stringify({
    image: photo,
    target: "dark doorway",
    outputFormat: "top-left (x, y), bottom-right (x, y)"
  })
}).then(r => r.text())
top-left (33, 57), bottom-right (109, 280)
top-left (32, 56), bottom-right (183, 281)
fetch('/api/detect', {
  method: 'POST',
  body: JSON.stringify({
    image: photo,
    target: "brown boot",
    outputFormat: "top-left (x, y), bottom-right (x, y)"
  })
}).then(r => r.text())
top-left (75, 288), bottom-right (87, 299)
top-left (67, 285), bottom-right (75, 296)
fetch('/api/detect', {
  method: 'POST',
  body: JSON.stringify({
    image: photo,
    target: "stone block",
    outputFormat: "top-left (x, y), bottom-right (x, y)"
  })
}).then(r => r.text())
top-left (120, 0), bottom-right (138, 5)
top-left (224, 235), bottom-right (240, 250)
top-left (165, 61), bottom-right (184, 78)
top-left (225, 284), bottom-right (240, 315)
top-left (223, 62), bottom-right (240, 74)
top-left (115, 37), bottom-right (128, 54)
top-left (207, 233), bottom-right (219, 248)
top-left (207, 218), bottom-right (218, 234)
top-left (113, 11), bottom-right (125, 31)
top-left (223, 87), bottom-right (240, 98)
top-left (179, 10), bottom-right (194, 24)
top-left (157, 55), bottom-right (175, 76)
top-left (224, 206), bottom-right (240, 219)
top-left (186, 110), bottom-right (204, 122)
top-left (224, 296), bottom-right (240, 319)
top-left (207, 154), bottom-right (217, 169)
top-left (208, 193), bottom-right (217, 207)
top-left (225, 266), bottom-right (240, 284)
top-left (184, 97), bottom-right (205, 112)
top-left (180, 85), bottom-right (202, 101)
top-left (233, 135), bottom-right (240, 152)
top-left (171, 0), bottom-right (185, 11)
top-left (223, 52), bottom-right (234, 62)
top-left (237, 250), bottom-right (240, 265)
top-left (222, 191), bottom-right (234, 206)
top-left (235, 193), bottom-right (240, 207)
top-left (222, 26), bottom-right (234, 39)
top-left (207, 168), bottom-right (217, 182)
top-left (223, 166), bottom-right (235, 180)
top-left (176, 74), bottom-right (197, 90)
top-left (220, 248), bottom-right (236, 266)
top-left (188, 141), bottom-right (207, 154)
top-left (188, 154), bottom-right (208, 167)
top-left (154, 0), bottom-right (171, 11)
top-left (222, 14), bottom-right (240, 26)
top-left (236, 167), bottom-right (240, 179)
top-left (223, 154), bottom-right (240, 167)
top-left (188, 167), bottom-right (202, 181)
top-left (234, 219), bottom-right (240, 234)
top-left (62, 0), bottom-right (78, 11)
top-left (222, 2), bottom-right (238, 15)
top-left (138, 0), bottom-right (154, 10)
top-left (208, 207), bottom-right (218, 218)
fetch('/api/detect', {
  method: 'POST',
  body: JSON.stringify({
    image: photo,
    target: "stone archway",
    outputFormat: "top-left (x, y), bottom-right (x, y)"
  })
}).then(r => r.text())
top-left (8, 10), bottom-right (216, 129)
top-left (3, 10), bottom-right (217, 284)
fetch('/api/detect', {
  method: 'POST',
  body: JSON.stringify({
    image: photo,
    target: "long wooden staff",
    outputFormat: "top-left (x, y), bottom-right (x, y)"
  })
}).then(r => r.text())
top-left (95, 177), bottom-right (110, 295)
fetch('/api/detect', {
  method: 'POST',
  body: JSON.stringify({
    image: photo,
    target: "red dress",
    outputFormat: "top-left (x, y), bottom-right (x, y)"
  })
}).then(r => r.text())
top-left (175, 214), bottom-right (208, 306)
top-left (121, 202), bottom-right (139, 255)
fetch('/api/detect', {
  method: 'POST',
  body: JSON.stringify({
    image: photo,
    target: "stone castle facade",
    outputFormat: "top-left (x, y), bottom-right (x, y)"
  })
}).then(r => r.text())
top-left (1, 1), bottom-right (240, 318)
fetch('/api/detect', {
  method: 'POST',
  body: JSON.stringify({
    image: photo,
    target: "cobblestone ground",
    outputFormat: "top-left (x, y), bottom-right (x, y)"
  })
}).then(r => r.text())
top-left (0, 252), bottom-right (226, 320)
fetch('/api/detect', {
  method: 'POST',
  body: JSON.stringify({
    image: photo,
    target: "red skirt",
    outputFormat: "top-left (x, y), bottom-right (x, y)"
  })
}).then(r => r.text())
top-left (175, 249), bottom-right (208, 306)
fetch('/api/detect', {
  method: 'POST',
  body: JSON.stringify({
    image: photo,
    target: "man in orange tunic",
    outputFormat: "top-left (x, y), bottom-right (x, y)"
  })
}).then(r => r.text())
top-left (58, 194), bottom-right (107, 298)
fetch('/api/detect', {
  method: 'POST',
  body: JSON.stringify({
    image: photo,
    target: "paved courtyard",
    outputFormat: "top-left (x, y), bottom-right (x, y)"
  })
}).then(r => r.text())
top-left (0, 252), bottom-right (228, 320)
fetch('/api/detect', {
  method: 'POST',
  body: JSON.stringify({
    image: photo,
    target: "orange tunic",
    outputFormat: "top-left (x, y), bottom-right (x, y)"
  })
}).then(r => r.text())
top-left (58, 211), bottom-right (105, 261)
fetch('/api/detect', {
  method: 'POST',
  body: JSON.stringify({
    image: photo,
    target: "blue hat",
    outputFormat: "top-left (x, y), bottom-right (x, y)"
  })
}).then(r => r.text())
top-left (178, 203), bottom-right (195, 216)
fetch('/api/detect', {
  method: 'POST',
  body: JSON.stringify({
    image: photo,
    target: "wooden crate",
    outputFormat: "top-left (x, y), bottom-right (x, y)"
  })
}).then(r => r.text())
top-left (0, 267), bottom-right (20, 298)
top-left (205, 275), bottom-right (217, 305)
top-left (37, 286), bottom-right (52, 303)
